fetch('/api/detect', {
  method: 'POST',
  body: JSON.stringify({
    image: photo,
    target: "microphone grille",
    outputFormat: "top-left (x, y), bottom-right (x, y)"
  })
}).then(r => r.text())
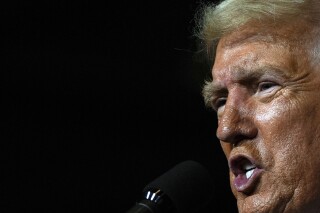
top-left (143, 160), bottom-right (214, 213)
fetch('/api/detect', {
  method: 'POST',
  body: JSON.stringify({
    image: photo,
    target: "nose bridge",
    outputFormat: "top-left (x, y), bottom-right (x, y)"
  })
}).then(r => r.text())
top-left (217, 88), bottom-right (256, 144)
top-left (218, 98), bottom-right (243, 136)
top-left (222, 86), bottom-right (247, 120)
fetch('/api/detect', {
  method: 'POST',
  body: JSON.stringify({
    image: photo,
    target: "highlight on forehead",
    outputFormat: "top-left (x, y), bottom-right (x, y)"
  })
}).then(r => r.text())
top-left (218, 26), bottom-right (292, 50)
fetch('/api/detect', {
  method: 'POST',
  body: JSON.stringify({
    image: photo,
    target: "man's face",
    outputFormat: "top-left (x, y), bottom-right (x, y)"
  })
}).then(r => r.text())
top-left (211, 23), bottom-right (320, 212)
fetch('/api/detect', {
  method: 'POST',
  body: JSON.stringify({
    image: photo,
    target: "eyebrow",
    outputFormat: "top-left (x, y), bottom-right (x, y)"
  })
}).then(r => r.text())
top-left (202, 80), bottom-right (226, 109)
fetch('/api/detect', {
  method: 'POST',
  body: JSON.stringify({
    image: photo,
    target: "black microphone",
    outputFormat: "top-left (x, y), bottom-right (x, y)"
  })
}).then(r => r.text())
top-left (126, 160), bottom-right (214, 213)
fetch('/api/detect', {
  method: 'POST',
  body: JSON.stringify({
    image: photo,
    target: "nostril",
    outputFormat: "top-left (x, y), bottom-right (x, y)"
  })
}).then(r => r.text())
top-left (216, 100), bottom-right (257, 144)
top-left (217, 125), bottom-right (245, 143)
top-left (218, 132), bottom-right (248, 146)
top-left (217, 121), bottom-right (258, 145)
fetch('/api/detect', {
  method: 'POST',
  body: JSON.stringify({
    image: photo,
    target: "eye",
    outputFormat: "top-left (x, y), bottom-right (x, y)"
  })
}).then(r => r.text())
top-left (214, 97), bottom-right (227, 111)
top-left (257, 82), bottom-right (279, 93)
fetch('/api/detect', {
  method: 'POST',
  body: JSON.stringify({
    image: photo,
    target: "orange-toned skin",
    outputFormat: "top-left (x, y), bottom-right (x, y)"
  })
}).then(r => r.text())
top-left (211, 20), bottom-right (320, 213)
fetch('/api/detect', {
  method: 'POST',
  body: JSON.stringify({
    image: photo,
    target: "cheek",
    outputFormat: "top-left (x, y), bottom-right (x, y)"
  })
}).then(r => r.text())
top-left (255, 100), bottom-right (290, 124)
top-left (254, 101), bottom-right (308, 173)
top-left (255, 102), bottom-right (291, 154)
top-left (255, 98), bottom-right (320, 187)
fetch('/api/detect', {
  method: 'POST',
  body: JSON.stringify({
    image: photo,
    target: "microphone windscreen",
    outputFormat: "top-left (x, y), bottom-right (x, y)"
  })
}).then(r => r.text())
top-left (143, 160), bottom-right (214, 213)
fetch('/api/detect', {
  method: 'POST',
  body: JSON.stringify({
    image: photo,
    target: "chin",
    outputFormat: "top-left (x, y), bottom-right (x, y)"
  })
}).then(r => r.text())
top-left (235, 190), bottom-right (292, 213)
top-left (236, 190), bottom-right (320, 213)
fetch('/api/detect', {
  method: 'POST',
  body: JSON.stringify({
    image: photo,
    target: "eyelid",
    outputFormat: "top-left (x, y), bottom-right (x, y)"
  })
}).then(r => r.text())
top-left (256, 81), bottom-right (281, 94)
top-left (207, 85), bottom-right (228, 111)
top-left (258, 81), bottom-right (278, 90)
top-left (213, 97), bottom-right (227, 111)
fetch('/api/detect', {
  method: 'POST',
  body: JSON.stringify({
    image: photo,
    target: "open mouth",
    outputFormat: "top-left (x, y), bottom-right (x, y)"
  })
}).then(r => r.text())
top-left (230, 156), bottom-right (263, 193)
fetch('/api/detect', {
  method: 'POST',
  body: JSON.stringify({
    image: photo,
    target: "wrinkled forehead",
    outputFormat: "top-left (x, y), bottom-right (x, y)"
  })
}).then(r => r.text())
top-left (212, 20), bottom-right (315, 77)
top-left (217, 20), bottom-right (307, 51)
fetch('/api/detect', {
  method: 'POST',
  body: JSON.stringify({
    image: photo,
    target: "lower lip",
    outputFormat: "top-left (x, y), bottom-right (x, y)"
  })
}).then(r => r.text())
top-left (233, 168), bottom-right (263, 193)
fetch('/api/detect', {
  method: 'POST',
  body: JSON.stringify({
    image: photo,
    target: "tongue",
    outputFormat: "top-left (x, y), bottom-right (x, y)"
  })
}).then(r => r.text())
top-left (234, 168), bottom-right (255, 189)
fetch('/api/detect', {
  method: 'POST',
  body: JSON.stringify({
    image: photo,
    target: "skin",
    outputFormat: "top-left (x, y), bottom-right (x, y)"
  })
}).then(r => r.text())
top-left (208, 20), bottom-right (320, 212)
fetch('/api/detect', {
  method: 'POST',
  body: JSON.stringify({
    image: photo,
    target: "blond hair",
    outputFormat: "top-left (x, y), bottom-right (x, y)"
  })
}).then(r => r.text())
top-left (195, 0), bottom-right (320, 61)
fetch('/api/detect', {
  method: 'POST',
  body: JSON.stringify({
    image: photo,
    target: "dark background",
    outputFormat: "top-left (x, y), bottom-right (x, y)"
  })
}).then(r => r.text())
top-left (4, 0), bottom-right (237, 212)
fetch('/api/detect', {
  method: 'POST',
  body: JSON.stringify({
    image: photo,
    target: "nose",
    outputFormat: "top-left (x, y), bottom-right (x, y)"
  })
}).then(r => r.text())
top-left (216, 94), bottom-right (257, 145)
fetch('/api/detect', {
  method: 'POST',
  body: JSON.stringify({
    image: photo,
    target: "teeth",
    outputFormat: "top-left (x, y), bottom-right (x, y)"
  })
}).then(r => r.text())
top-left (243, 163), bottom-right (255, 171)
top-left (246, 169), bottom-right (254, 179)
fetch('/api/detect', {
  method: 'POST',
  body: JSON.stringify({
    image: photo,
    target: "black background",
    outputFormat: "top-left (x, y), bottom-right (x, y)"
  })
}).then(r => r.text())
top-left (4, 0), bottom-right (237, 212)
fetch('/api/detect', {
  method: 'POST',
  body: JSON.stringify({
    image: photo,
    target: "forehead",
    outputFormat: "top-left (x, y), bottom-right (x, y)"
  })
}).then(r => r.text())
top-left (211, 23), bottom-right (308, 82)
top-left (218, 18), bottom-right (312, 49)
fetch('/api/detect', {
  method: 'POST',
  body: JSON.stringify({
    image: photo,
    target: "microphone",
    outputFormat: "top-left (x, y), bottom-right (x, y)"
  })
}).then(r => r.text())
top-left (126, 160), bottom-right (214, 213)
